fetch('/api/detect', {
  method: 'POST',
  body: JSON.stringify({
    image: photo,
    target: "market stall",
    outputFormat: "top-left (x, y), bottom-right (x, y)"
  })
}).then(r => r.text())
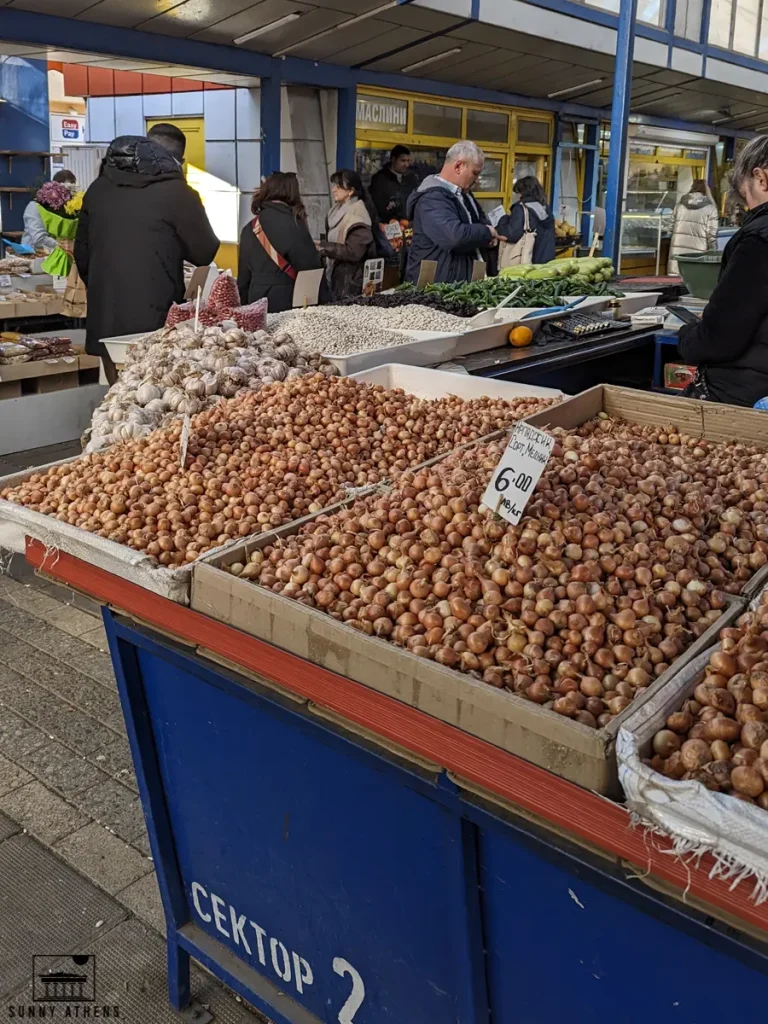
top-left (17, 488), bottom-right (768, 1023)
top-left (5, 286), bottom-right (768, 1020)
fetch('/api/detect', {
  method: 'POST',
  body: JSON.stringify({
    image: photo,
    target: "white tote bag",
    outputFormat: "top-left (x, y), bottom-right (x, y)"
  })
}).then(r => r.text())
top-left (498, 204), bottom-right (537, 270)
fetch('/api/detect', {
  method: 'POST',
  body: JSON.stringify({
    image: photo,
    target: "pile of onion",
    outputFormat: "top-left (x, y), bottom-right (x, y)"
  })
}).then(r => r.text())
top-left (554, 415), bottom-right (768, 593)
top-left (240, 434), bottom-right (732, 726)
top-left (649, 593), bottom-right (768, 807)
top-left (0, 376), bottom-right (553, 566)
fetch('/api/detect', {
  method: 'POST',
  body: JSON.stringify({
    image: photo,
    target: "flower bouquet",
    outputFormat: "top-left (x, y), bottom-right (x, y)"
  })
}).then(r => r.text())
top-left (35, 181), bottom-right (84, 277)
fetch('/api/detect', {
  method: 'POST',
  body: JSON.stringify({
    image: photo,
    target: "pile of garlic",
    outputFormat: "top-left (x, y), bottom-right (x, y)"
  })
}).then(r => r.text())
top-left (86, 320), bottom-right (337, 451)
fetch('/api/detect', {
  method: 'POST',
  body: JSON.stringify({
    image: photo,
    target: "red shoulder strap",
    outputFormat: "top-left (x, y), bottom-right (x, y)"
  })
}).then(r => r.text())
top-left (252, 216), bottom-right (298, 280)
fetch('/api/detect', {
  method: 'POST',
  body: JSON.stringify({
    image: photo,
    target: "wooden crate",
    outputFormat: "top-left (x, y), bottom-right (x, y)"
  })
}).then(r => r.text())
top-left (191, 387), bottom-right (753, 794)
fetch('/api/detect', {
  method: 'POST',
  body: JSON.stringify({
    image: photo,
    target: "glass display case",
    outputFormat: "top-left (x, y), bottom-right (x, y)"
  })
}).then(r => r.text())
top-left (618, 214), bottom-right (665, 274)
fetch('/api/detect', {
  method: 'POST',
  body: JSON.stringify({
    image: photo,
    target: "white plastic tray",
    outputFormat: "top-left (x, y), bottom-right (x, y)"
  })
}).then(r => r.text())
top-left (350, 364), bottom-right (563, 400)
top-left (323, 316), bottom-right (558, 375)
top-left (322, 322), bottom-right (513, 375)
top-left (101, 332), bottom-right (145, 366)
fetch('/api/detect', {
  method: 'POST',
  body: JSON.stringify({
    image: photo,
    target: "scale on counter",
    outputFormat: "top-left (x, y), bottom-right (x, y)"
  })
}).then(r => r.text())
top-left (546, 311), bottom-right (630, 338)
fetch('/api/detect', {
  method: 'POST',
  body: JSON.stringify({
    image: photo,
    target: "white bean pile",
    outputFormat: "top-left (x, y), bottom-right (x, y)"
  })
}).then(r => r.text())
top-left (266, 304), bottom-right (465, 356)
top-left (331, 304), bottom-right (465, 333)
top-left (267, 308), bottom-right (414, 356)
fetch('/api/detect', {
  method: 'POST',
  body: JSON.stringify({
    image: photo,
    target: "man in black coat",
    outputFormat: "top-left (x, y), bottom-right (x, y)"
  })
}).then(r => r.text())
top-left (369, 145), bottom-right (417, 223)
top-left (677, 135), bottom-right (768, 407)
top-left (405, 140), bottom-right (497, 284)
top-left (74, 127), bottom-right (219, 377)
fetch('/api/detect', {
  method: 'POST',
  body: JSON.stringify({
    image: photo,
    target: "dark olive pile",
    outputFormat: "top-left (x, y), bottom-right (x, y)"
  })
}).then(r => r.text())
top-left (338, 291), bottom-right (480, 318)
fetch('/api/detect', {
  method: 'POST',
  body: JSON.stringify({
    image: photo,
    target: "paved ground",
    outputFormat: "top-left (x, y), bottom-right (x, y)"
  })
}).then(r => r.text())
top-left (0, 445), bottom-right (269, 1023)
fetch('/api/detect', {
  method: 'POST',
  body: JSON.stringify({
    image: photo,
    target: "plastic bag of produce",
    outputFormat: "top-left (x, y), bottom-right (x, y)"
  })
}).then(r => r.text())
top-left (618, 647), bottom-right (768, 904)
top-left (0, 342), bottom-right (31, 364)
top-left (206, 271), bottom-right (240, 314)
top-left (231, 298), bottom-right (267, 332)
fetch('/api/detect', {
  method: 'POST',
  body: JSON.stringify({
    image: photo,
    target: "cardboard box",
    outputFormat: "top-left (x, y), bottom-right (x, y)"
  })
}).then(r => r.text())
top-left (664, 363), bottom-right (697, 390)
top-left (0, 301), bottom-right (17, 319)
top-left (12, 299), bottom-right (46, 317)
top-left (35, 372), bottom-right (79, 394)
top-left (191, 499), bottom-right (745, 796)
top-left (525, 383), bottom-right (768, 446)
top-left (0, 356), bottom-right (79, 384)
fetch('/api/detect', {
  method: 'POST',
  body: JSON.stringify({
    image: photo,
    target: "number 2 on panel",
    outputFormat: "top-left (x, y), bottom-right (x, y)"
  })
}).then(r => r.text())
top-left (333, 958), bottom-right (365, 1023)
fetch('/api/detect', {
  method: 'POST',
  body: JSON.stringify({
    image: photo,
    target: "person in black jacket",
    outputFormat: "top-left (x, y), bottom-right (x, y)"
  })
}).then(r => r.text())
top-left (677, 135), bottom-right (768, 407)
top-left (74, 130), bottom-right (218, 380)
top-left (369, 145), bottom-right (417, 223)
top-left (496, 176), bottom-right (556, 265)
top-left (405, 141), bottom-right (497, 284)
top-left (238, 172), bottom-right (322, 313)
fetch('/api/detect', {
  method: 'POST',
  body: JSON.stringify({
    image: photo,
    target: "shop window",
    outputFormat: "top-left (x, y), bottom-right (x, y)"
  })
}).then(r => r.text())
top-left (637, 0), bottom-right (663, 23)
top-left (406, 147), bottom-right (448, 182)
top-left (355, 148), bottom-right (392, 188)
top-left (709, 0), bottom-right (734, 46)
top-left (356, 94), bottom-right (407, 133)
top-left (734, 0), bottom-right (760, 52)
top-left (466, 108), bottom-right (509, 145)
top-left (412, 102), bottom-right (462, 138)
top-left (674, 0), bottom-right (704, 37)
top-left (708, 0), bottom-right (762, 53)
top-left (477, 197), bottom-right (505, 215)
top-left (514, 157), bottom-right (539, 182)
top-left (517, 119), bottom-right (550, 145)
top-left (580, 0), bottom-right (665, 23)
top-left (477, 158), bottom-right (503, 192)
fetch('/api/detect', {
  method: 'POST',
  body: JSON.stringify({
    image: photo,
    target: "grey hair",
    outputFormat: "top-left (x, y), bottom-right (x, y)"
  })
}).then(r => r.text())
top-left (731, 135), bottom-right (768, 194)
top-left (445, 140), bottom-right (485, 165)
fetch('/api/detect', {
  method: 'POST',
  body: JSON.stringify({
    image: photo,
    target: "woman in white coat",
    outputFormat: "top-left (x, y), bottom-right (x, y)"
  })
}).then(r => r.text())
top-left (668, 179), bottom-right (719, 275)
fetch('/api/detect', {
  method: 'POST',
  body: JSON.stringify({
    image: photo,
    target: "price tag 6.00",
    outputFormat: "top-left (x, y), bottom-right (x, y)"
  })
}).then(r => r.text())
top-left (482, 423), bottom-right (554, 525)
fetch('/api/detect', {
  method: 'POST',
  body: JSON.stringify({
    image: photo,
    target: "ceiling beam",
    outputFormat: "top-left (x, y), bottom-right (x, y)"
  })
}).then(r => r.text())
top-left (0, 4), bottom-right (756, 137)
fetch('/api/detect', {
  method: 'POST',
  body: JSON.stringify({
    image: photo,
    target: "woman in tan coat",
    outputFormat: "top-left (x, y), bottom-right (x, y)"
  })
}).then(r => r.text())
top-left (318, 169), bottom-right (376, 301)
top-left (668, 179), bottom-right (719, 275)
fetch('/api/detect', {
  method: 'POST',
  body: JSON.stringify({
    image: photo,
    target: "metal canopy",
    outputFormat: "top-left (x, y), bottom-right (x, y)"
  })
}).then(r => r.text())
top-left (0, 0), bottom-right (767, 130)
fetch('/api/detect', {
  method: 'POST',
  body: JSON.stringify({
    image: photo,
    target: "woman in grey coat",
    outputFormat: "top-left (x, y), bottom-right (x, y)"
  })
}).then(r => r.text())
top-left (668, 179), bottom-right (719, 275)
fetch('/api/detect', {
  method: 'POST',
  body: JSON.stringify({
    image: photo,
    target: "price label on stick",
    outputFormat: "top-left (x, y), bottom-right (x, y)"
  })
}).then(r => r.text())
top-left (179, 414), bottom-right (191, 469)
top-left (0, 275), bottom-right (11, 288)
top-left (482, 422), bottom-right (555, 525)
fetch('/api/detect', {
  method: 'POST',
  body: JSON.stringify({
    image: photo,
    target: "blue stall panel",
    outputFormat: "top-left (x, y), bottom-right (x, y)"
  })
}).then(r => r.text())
top-left (135, 646), bottom-right (482, 1023)
top-left (480, 825), bottom-right (767, 1021)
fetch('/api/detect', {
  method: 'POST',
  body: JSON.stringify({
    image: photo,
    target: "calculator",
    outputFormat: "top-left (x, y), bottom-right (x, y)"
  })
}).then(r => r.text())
top-left (547, 312), bottom-right (629, 337)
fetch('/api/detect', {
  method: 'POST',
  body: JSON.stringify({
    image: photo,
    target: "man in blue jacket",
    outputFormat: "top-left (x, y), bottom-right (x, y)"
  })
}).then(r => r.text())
top-left (405, 140), bottom-right (497, 284)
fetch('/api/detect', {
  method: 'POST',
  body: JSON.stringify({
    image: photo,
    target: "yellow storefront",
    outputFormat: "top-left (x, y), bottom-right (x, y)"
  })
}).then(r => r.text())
top-left (354, 87), bottom-right (554, 216)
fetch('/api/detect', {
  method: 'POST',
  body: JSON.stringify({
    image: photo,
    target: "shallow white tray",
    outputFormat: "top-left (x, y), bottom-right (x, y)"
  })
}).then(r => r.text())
top-left (323, 321), bottom-right (515, 375)
top-left (101, 332), bottom-right (145, 367)
top-left (350, 364), bottom-right (563, 400)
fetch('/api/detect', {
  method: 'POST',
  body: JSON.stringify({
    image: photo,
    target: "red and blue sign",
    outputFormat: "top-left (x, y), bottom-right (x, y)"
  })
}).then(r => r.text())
top-left (61, 118), bottom-right (81, 141)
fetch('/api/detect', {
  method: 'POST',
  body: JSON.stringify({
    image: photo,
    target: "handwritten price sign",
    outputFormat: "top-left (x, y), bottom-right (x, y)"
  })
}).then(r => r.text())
top-left (481, 422), bottom-right (554, 525)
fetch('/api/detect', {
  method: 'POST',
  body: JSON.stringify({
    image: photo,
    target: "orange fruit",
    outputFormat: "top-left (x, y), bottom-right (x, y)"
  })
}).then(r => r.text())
top-left (509, 325), bottom-right (533, 347)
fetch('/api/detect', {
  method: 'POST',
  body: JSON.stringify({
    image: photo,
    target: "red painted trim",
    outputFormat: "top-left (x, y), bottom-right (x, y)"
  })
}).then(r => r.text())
top-left (25, 538), bottom-right (768, 934)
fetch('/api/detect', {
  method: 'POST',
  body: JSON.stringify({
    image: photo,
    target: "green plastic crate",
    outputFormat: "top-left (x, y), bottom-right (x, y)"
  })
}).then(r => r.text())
top-left (676, 250), bottom-right (722, 300)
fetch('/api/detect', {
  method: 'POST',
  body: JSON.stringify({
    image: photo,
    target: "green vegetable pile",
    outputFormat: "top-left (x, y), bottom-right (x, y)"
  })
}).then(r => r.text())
top-left (499, 255), bottom-right (615, 286)
top-left (395, 266), bottom-right (622, 315)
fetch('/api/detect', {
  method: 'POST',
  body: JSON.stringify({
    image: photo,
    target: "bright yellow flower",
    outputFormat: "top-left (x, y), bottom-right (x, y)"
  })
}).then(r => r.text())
top-left (64, 191), bottom-right (84, 216)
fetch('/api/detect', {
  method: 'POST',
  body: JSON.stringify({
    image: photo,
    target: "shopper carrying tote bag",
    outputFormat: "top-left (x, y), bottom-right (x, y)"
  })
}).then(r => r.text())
top-left (497, 175), bottom-right (556, 269)
top-left (498, 203), bottom-right (536, 269)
